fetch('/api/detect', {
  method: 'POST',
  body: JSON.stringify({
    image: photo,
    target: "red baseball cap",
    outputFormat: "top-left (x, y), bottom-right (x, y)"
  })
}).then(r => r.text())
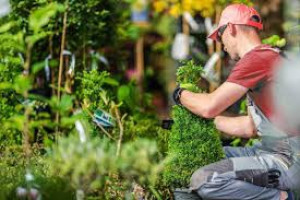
top-left (208, 4), bottom-right (263, 41)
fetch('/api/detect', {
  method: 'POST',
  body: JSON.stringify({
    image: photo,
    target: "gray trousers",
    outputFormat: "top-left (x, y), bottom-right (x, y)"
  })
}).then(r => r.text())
top-left (190, 145), bottom-right (289, 200)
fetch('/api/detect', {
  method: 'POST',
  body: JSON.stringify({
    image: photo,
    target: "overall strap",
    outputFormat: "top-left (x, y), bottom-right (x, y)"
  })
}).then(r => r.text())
top-left (259, 46), bottom-right (287, 58)
top-left (247, 94), bottom-right (288, 138)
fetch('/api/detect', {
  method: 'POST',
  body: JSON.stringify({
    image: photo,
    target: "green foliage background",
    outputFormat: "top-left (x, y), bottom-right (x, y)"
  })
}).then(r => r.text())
top-left (0, 1), bottom-right (170, 199)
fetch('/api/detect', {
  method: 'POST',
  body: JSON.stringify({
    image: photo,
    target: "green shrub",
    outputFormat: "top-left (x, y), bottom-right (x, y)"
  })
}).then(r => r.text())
top-left (122, 113), bottom-right (170, 156)
top-left (77, 69), bottom-right (119, 110)
top-left (47, 134), bottom-right (166, 199)
top-left (262, 35), bottom-right (286, 48)
top-left (163, 60), bottom-right (225, 188)
top-left (9, 0), bottom-right (130, 50)
top-left (0, 146), bottom-right (75, 200)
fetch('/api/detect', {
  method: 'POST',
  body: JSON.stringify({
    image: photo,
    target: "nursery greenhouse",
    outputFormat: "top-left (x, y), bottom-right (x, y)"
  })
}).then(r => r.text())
top-left (0, 0), bottom-right (299, 199)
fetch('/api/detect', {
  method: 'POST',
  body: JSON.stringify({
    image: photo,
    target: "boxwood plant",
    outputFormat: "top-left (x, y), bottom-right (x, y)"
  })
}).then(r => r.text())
top-left (163, 60), bottom-right (225, 188)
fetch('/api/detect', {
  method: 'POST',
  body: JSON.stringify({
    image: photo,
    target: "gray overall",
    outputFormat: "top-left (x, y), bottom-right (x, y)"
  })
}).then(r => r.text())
top-left (190, 95), bottom-right (298, 200)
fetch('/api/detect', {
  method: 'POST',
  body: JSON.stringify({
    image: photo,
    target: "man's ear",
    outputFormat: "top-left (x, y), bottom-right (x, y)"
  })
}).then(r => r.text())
top-left (227, 23), bottom-right (237, 37)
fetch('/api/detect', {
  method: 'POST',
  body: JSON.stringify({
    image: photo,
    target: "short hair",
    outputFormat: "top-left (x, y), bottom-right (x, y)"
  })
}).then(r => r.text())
top-left (237, 15), bottom-right (261, 33)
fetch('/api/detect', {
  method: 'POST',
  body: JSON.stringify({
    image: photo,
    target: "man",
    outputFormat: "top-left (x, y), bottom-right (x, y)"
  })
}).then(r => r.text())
top-left (173, 4), bottom-right (297, 200)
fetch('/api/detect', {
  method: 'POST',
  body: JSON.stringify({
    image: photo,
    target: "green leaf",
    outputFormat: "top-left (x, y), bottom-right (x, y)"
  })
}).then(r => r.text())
top-left (14, 75), bottom-right (32, 94)
top-left (25, 31), bottom-right (49, 46)
top-left (0, 22), bottom-right (16, 33)
top-left (32, 61), bottom-right (45, 74)
top-left (29, 2), bottom-right (64, 33)
top-left (276, 39), bottom-right (286, 47)
top-left (103, 77), bottom-right (119, 86)
top-left (230, 138), bottom-right (241, 147)
top-left (49, 59), bottom-right (59, 69)
top-left (59, 94), bottom-right (73, 113)
top-left (0, 82), bottom-right (13, 90)
top-left (117, 85), bottom-right (130, 102)
top-left (180, 83), bottom-right (197, 91)
top-left (126, 24), bottom-right (141, 40)
top-left (100, 10), bottom-right (109, 16)
top-left (262, 35), bottom-right (285, 47)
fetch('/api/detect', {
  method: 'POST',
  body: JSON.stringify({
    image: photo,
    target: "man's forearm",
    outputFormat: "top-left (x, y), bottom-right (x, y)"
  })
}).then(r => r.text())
top-left (178, 82), bottom-right (248, 119)
top-left (180, 90), bottom-right (216, 118)
top-left (214, 115), bottom-right (257, 138)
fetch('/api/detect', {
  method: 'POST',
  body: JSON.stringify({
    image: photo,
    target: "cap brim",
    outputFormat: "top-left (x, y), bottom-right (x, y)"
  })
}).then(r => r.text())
top-left (207, 28), bottom-right (219, 41)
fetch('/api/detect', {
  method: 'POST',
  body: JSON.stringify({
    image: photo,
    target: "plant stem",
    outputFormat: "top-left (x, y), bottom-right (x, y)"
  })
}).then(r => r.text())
top-left (49, 35), bottom-right (55, 96)
top-left (56, 1), bottom-right (68, 138)
top-left (115, 106), bottom-right (125, 157)
top-left (23, 43), bottom-right (33, 165)
top-left (94, 120), bottom-right (116, 141)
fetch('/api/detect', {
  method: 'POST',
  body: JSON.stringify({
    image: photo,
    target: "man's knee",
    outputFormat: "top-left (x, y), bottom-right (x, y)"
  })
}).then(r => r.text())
top-left (194, 178), bottom-right (233, 199)
top-left (190, 159), bottom-right (234, 190)
top-left (195, 179), bottom-right (254, 199)
top-left (190, 167), bottom-right (210, 190)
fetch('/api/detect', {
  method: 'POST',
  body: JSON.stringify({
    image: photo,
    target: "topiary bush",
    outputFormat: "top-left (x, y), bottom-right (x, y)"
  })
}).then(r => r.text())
top-left (163, 60), bottom-right (224, 188)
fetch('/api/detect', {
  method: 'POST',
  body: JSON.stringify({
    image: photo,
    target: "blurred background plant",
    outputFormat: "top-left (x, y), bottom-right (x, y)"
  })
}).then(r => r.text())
top-left (47, 135), bottom-right (166, 199)
top-left (0, 0), bottom-right (172, 198)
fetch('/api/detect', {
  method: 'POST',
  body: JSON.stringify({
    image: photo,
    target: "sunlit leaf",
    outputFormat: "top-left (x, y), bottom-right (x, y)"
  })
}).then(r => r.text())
top-left (117, 85), bottom-right (130, 102)
top-left (14, 75), bottom-right (32, 94)
top-left (29, 2), bottom-right (64, 33)
top-left (32, 61), bottom-right (45, 74)
top-left (59, 94), bottom-right (74, 113)
top-left (25, 31), bottom-right (49, 46)
top-left (0, 21), bottom-right (16, 33)
top-left (103, 77), bottom-right (119, 86)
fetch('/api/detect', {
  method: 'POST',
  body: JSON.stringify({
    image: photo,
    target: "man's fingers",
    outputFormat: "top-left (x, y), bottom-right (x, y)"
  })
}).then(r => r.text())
top-left (268, 169), bottom-right (281, 179)
top-left (269, 173), bottom-right (280, 178)
top-left (267, 182), bottom-right (279, 188)
top-left (268, 169), bottom-right (281, 176)
top-left (268, 179), bottom-right (279, 184)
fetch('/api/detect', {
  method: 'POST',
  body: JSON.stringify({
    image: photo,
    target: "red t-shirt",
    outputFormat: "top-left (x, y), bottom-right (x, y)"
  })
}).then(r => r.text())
top-left (226, 45), bottom-right (281, 119)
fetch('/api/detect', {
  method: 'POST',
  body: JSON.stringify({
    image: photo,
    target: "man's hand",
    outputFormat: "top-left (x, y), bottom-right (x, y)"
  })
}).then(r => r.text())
top-left (172, 86), bottom-right (185, 105)
top-left (236, 168), bottom-right (281, 188)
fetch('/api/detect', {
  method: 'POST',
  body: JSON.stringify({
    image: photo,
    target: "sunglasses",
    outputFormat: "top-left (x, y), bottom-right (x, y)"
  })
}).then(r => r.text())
top-left (217, 25), bottom-right (228, 42)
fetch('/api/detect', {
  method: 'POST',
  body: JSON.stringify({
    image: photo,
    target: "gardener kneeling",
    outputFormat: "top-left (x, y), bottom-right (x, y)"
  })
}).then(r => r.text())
top-left (173, 4), bottom-right (299, 200)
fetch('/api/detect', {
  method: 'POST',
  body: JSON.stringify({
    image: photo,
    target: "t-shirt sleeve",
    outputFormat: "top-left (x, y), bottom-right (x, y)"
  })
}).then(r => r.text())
top-left (226, 55), bottom-right (268, 89)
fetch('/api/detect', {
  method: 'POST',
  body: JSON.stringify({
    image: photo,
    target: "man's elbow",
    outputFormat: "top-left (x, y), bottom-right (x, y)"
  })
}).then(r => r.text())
top-left (214, 116), bottom-right (258, 138)
top-left (242, 118), bottom-right (257, 138)
top-left (201, 106), bottom-right (218, 119)
top-left (244, 126), bottom-right (257, 138)
top-left (201, 97), bottom-right (221, 118)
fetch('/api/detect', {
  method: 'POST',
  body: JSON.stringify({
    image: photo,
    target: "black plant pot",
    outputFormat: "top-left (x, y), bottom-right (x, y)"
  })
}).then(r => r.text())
top-left (161, 119), bottom-right (174, 130)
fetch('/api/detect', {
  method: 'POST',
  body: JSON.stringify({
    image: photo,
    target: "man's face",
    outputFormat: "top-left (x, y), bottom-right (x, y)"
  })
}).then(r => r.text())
top-left (219, 24), bottom-right (240, 61)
